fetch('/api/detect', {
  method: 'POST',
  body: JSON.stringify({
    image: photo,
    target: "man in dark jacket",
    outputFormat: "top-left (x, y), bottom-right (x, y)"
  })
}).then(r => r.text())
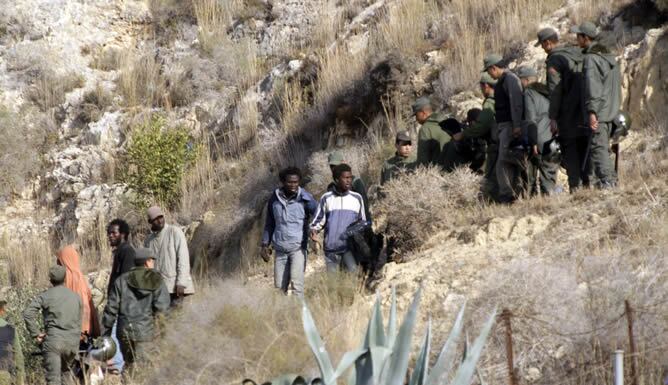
top-left (107, 219), bottom-right (135, 372)
top-left (518, 66), bottom-right (559, 195)
top-left (261, 167), bottom-right (317, 297)
top-left (23, 266), bottom-right (81, 385)
top-left (107, 219), bottom-right (135, 294)
top-left (484, 53), bottom-right (526, 203)
top-left (537, 27), bottom-right (589, 191)
top-left (0, 301), bottom-right (24, 385)
top-left (101, 248), bottom-right (170, 370)
top-left (454, 73), bottom-right (499, 200)
top-left (575, 21), bottom-right (621, 188)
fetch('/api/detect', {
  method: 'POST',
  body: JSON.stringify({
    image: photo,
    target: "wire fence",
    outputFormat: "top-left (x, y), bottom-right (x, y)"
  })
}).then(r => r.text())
top-left (482, 299), bottom-right (668, 385)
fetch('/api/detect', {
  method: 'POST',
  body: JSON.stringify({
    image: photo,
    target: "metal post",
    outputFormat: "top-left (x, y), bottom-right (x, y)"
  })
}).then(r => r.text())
top-left (614, 350), bottom-right (624, 385)
top-left (625, 300), bottom-right (639, 385)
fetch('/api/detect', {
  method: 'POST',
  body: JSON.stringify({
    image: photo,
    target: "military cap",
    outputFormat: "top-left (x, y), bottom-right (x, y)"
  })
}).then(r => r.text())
top-left (516, 66), bottom-right (538, 79)
top-left (49, 265), bottom-right (66, 284)
top-left (482, 53), bottom-right (503, 72)
top-left (327, 151), bottom-right (344, 166)
top-left (479, 72), bottom-right (497, 86)
top-left (534, 27), bottom-right (559, 46)
top-left (134, 247), bottom-right (156, 266)
top-left (411, 96), bottom-right (432, 114)
top-left (395, 131), bottom-right (412, 143)
top-left (570, 21), bottom-right (598, 38)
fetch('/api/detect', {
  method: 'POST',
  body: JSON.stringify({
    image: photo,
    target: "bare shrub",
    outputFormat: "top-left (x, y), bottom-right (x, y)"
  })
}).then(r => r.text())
top-left (373, 166), bottom-right (482, 258)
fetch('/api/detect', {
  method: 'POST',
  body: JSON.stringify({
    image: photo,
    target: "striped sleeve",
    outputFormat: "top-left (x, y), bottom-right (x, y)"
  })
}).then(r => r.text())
top-left (310, 193), bottom-right (329, 232)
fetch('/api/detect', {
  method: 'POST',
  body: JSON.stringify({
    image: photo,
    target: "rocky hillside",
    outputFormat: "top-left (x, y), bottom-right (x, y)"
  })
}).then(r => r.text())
top-left (0, 0), bottom-right (667, 384)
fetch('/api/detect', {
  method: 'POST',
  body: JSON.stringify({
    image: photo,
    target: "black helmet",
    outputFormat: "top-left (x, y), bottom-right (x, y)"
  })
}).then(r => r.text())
top-left (508, 138), bottom-right (529, 165)
top-left (542, 137), bottom-right (561, 163)
top-left (611, 111), bottom-right (631, 144)
top-left (89, 336), bottom-right (117, 362)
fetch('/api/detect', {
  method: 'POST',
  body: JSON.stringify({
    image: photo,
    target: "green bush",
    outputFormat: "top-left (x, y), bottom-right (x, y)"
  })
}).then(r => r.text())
top-left (122, 115), bottom-right (197, 209)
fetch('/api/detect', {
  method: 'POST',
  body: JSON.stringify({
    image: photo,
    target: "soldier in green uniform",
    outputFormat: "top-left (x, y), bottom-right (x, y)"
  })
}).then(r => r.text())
top-left (380, 131), bottom-right (415, 185)
top-left (536, 27), bottom-right (589, 191)
top-left (101, 248), bottom-right (170, 372)
top-left (413, 97), bottom-right (451, 167)
top-left (574, 21), bottom-right (620, 188)
top-left (23, 266), bottom-right (81, 385)
top-left (0, 301), bottom-right (24, 385)
top-left (517, 66), bottom-right (559, 195)
top-left (453, 73), bottom-right (499, 200)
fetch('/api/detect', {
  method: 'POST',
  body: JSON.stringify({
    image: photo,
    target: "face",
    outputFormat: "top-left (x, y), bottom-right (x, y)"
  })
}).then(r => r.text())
top-left (150, 216), bottom-right (165, 232)
top-left (415, 109), bottom-right (431, 125)
top-left (487, 66), bottom-right (503, 80)
top-left (107, 225), bottom-right (123, 247)
top-left (282, 174), bottom-right (300, 195)
top-left (540, 39), bottom-right (556, 54)
top-left (520, 77), bottom-right (530, 88)
top-left (396, 141), bottom-right (412, 157)
top-left (0, 307), bottom-right (5, 317)
top-left (576, 34), bottom-right (588, 48)
top-left (480, 83), bottom-right (493, 97)
top-left (336, 171), bottom-right (353, 192)
top-left (145, 258), bottom-right (155, 269)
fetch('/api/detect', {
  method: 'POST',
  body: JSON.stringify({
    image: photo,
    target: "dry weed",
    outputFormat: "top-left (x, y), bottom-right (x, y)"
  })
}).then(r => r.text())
top-left (27, 71), bottom-right (85, 111)
top-left (373, 166), bottom-right (482, 258)
top-left (138, 277), bottom-right (368, 385)
top-left (117, 50), bottom-right (167, 108)
top-left (1, 233), bottom-right (52, 287)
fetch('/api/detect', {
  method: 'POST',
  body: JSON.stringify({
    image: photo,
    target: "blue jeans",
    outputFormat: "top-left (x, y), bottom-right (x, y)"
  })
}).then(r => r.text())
top-left (325, 251), bottom-right (357, 273)
top-left (110, 321), bottom-right (124, 371)
top-left (274, 249), bottom-right (306, 297)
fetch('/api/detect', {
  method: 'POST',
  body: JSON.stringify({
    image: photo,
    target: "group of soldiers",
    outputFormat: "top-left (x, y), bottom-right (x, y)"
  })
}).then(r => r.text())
top-left (260, 20), bottom-right (626, 296)
top-left (0, 206), bottom-right (196, 385)
top-left (388, 21), bottom-right (624, 203)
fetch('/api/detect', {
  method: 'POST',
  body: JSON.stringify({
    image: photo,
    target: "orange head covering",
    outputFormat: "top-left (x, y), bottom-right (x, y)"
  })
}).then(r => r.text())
top-left (57, 245), bottom-right (100, 338)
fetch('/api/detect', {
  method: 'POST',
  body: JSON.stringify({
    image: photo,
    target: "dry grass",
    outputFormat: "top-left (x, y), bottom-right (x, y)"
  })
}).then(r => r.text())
top-left (1, 233), bottom-right (52, 287)
top-left (117, 50), bottom-right (167, 108)
top-left (373, 166), bottom-right (482, 259)
top-left (27, 71), bottom-right (85, 111)
top-left (129, 276), bottom-right (367, 385)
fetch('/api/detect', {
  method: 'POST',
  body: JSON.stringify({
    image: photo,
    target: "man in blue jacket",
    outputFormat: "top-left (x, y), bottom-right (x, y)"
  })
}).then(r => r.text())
top-left (261, 167), bottom-right (317, 297)
top-left (310, 164), bottom-right (367, 273)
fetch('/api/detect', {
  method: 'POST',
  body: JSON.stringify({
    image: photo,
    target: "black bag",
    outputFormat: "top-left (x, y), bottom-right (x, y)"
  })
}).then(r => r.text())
top-left (346, 221), bottom-right (384, 272)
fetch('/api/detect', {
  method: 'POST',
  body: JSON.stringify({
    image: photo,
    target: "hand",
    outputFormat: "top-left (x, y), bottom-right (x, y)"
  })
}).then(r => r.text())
top-left (175, 285), bottom-right (186, 297)
top-left (532, 145), bottom-right (539, 156)
top-left (260, 246), bottom-right (271, 263)
top-left (36, 333), bottom-right (46, 344)
top-left (589, 113), bottom-right (598, 132)
top-left (453, 132), bottom-right (464, 141)
top-left (550, 120), bottom-right (559, 135)
top-left (309, 230), bottom-right (318, 242)
top-left (512, 127), bottom-right (521, 138)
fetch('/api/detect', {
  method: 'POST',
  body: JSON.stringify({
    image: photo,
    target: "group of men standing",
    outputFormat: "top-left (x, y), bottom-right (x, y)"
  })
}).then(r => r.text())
top-left (259, 20), bottom-right (624, 295)
top-left (411, 21), bottom-right (622, 202)
top-left (0, 206), bottom-right (196, 385)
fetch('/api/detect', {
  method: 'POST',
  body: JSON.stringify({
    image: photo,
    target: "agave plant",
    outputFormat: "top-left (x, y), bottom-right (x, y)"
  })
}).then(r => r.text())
top-left (245, 287), bottom-right (496, 385)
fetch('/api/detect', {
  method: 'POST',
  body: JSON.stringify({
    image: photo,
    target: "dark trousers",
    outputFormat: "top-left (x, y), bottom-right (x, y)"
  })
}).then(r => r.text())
top-left (561, 136), bottom-right (590, 191)
top-left (527, 154), bottom-right (559, 195)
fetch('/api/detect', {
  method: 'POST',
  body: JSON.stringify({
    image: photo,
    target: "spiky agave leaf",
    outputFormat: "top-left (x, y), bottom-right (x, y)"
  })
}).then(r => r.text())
top-left (303, 301), bottom-right (335, 385)
top-left (386, 287), bottom-right (398, 349)
top-left (364, 294), bottom-right (386, 348)
top-left (424, 302), bottom-right (467, 385)
top-left (449, 309), bottom-right (497, 385)
top-left (409, 319), bottom-right (431, 385)
top-left (380, 286), bottom-right (422, 385)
